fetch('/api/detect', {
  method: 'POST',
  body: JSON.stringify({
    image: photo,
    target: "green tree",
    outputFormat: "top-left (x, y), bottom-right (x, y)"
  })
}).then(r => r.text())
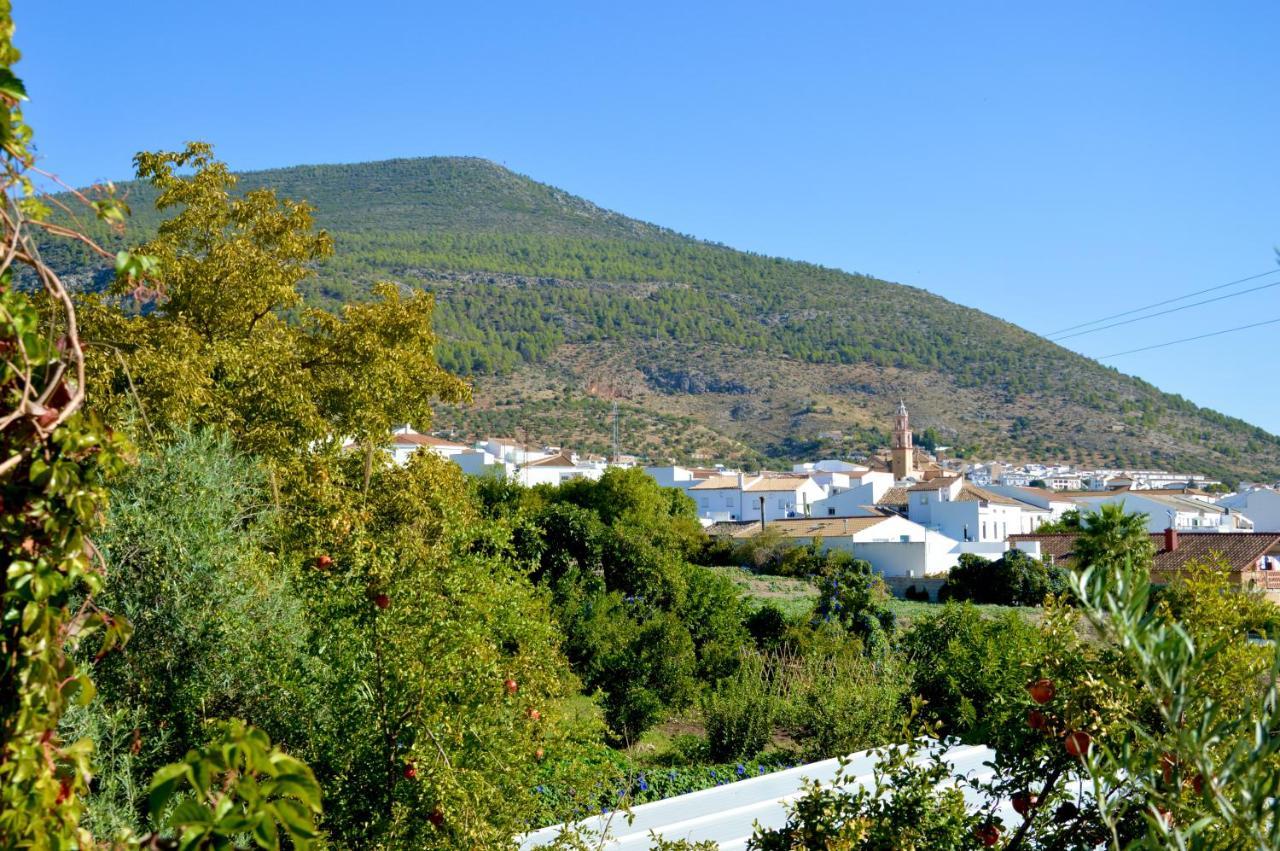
top-left (1035, 507), bottom-right (1081, 533)
top-left (0, 22), bottom-right (317, 849)
top-left (81, 143), bottom-right (469, 465)
top-left (939, 549), bottom-right (1072, 606)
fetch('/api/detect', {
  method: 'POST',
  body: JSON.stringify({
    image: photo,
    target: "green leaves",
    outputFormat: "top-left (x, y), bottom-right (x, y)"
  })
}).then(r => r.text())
top-left (113, 249), bottom-right (159, 283)
top-left (147, 720), bottom-right (323, 850)
top-left (0, 66), bottom-right (27, 100)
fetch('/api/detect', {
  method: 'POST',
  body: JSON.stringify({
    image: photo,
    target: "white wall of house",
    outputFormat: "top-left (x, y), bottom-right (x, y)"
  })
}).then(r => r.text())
top-left (645, 466), bottom-right (698, 490)
top-left (520, 464), bottom-right (604, 487)
top-left (478, 439), bottom-right (551, 466)
top-left (810, 483), bottom-right (881, 517)
top-left (983, 486), bottom-right (1074, 523)
top-left (852, 471), bottom-right (894, 502)
top-left (849, 538), bottom-right (961, 578)
top-left (1219, 488), bottom-right (1280, 532)
top-left (692, 486), bottom-right (742, 522)
top-left (453, 450), bottom-right (514, 479)
top-left (908, 479), bottom-right (1042, 542)
top-left (740, 479), bottom-right (827, 522)
top-left (777, 515), bottom-right (960, 578)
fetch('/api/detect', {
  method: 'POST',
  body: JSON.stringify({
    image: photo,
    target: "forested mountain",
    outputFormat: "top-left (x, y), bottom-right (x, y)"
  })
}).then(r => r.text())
top-left (50, 156), bottom-right (1280, 481)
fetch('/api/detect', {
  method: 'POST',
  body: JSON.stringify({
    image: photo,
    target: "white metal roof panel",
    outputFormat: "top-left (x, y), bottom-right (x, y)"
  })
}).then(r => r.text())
top-left (520, 743), bottom-right (1008, 849)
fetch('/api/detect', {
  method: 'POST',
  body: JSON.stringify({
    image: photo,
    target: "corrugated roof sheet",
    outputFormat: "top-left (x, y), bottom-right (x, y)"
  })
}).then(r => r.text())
top-left (519, 743), bottom-right (1006, 849)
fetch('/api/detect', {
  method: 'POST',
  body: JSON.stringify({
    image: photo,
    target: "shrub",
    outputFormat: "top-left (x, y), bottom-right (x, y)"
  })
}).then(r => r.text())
top-left (784, 650), bottom-right (911, 762)
top-left (813, 558), bottom-right (896, 651)
top-left (702, 651), bottom-right (778, 761)
top-left (745, 604), bottom-right (790, 651)
top-left (78, 431), bottom-right (311, 834)
top-left (565, 593), bottom-right (699, 739)
top-left (939, 549), bottom-right (1072, 606)
top-left (904, 584), bottom-right (931, 602)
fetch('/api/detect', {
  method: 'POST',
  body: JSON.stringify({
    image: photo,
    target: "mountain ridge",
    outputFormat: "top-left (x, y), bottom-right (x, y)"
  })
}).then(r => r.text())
top-left (45, 155), bottom-right (1280, 482)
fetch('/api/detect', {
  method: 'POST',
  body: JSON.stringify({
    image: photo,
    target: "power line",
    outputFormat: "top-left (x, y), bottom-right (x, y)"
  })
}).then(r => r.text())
top-left (1046, 268), bottom-right (1280, 337)
top-left (1099, 316), bottom-right (1280, 358)
top-left (1053, 276), bottom-right (1280, 341)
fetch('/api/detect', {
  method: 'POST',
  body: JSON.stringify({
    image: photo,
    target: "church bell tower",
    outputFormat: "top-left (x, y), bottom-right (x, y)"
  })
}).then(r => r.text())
top-left (891, 400), bottom-right (915, 482)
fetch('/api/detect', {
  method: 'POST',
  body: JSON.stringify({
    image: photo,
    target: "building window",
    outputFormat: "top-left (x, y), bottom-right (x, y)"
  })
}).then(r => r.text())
top-left (828, 507), bottom-right (836, 516)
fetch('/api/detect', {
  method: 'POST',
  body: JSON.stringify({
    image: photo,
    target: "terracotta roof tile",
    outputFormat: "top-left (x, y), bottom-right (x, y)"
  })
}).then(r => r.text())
top-left (1008, 532), bottom-right (1280, 575)
top-left (708, 516), bottom-right (889, 539)
top-left (907, 476), bottom-right (960, 492)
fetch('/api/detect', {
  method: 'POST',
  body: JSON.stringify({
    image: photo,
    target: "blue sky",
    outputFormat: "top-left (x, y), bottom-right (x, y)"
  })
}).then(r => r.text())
top-left (18, 2), bottom-right (1280, 433)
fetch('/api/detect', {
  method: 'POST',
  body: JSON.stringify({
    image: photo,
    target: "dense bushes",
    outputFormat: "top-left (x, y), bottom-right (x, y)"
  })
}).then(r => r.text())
top-left (500, 468), bottom-right (749, 739)
top-left (700, 646), bottom-right (911, 765)
top-left (938, 550), bottom-right (1072, 606)
top-left (899, 603), bottom-right (1046, 746)
top-left (72, 435), bottom-right (593, 847)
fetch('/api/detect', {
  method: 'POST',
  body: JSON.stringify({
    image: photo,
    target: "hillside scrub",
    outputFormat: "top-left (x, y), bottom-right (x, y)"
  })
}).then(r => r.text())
top-left (43, 157), bottom-right (1280, 480)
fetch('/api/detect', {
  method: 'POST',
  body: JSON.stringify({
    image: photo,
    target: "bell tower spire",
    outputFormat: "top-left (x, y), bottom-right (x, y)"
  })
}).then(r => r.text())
top-left (891, 399), bottom-right (915, 481)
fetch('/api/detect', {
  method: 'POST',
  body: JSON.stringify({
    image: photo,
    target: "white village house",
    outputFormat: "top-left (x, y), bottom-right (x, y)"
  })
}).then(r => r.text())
top-left (710, 513), bottom-right (961, 578)
top-left (689, 473), bottom-right (827, 523)
top-left (905, 476), bottom-right (1049, 548)
top-left (1218, 486), bottom-right (1280, 532)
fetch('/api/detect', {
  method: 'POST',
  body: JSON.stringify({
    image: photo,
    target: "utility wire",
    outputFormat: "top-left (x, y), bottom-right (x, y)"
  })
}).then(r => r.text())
top-left (1053, 277), bottom-right (1280, 341)
top-left (1100, 316), bottom-right (1280, 358)
top-left (1046, 268), bottom-right (1280, 337)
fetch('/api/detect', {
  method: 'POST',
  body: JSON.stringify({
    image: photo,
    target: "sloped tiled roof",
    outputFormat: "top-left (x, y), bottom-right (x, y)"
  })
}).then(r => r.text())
top-left (691, 475), bottom-right (813, 492)
top-left (690, 476), bottom-right (742, 491)
top-left (745, 476), bottom-right (812, 492)
top-left (954, 482), bottom-right (1026, 507)
top-left (392, 433), bottom-right (466, 448)
top-left (526, 451), bottom-right (577, 468)
top-left (907, 476), bottom-right (959, 492)
top-left (876, 486), bottom-right (909, 510)
top-left (708, 516), bottom-right (890, 539)
top-left (1008, 532), bottom-right (1280, 574)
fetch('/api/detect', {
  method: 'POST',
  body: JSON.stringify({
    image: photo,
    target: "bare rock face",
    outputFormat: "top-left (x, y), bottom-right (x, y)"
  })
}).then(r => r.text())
top-left (642, 365), bottom-right (750, 396)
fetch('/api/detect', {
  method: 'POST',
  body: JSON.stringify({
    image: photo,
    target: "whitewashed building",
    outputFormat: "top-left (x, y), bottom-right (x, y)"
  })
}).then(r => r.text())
top-left (1218, 487), bottom-right (1280, 532)
top-left (690, 474), bottom-right (827, 523)
top-left (387, 427), bottom-right (470, 465)
top-left (907, 477), bottom-right (1049, 544)
top-left (710, 514), bottom-right (962, 578)
top-left (518, 451), bottom-right (605, 486)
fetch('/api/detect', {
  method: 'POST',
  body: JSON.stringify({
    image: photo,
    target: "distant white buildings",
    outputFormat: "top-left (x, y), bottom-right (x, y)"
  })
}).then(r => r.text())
top-left (384, 400), bottom-right (1259, 592)
top-left (387, 427), bottom-right (607, 484)
top-left (961, 459), bottom-right (1223, 493)
top-left (1074, 491), bottom-right (1254, 534)
top-left (709, 514), bottom-right (962, 578)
